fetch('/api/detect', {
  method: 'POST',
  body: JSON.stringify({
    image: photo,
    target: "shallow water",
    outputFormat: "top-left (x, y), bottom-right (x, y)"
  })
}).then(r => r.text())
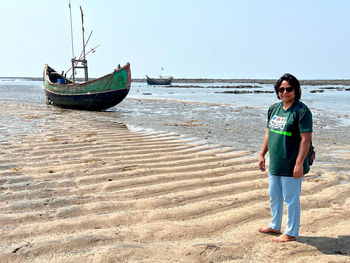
top-left (131, 82), bottom-right (350, 121)
top-left (1, 78), bottom-right (349, 114)
top-left (1, 78), bottom-right (350, 141)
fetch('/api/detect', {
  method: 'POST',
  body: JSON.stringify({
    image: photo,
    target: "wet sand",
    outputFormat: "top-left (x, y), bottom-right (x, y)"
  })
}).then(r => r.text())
top-left (0, 100), bottom-right (349, 262)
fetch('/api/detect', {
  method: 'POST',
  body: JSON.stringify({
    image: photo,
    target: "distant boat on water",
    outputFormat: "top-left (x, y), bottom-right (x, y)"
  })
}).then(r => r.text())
top-left (146, 67), bottom-right (173, 85)
top-left (43, 3), bottom-right (131, 111)
top-left (146, 75), bottom-right (173, 85)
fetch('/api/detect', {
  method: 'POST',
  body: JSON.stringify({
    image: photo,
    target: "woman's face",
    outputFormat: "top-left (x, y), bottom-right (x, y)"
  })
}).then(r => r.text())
top-left (278, 80), bottom-right (295, 103)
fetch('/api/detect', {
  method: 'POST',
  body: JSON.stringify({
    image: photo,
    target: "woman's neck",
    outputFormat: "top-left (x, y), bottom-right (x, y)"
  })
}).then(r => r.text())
top-left (282, 99), bottom-right (295, 110)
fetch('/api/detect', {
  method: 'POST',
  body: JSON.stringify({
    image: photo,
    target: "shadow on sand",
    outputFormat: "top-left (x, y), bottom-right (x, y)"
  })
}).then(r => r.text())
top-left (297, 235), bottom-right (350, 256)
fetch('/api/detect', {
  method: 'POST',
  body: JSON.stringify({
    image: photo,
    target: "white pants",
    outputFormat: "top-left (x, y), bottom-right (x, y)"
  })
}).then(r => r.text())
top-left (269, 174), bottom-right (303, 237)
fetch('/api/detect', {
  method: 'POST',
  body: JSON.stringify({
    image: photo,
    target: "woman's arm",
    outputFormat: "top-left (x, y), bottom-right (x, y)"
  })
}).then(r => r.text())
top-left (293, 132), bottom-right (312, 178)
top-left (259, 129), bottom-right (269, 172)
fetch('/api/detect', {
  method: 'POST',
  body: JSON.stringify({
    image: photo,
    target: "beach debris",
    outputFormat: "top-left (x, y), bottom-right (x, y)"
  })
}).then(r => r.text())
top-left (12, 246), bottom-right (23, 254)
top-left (23, 115), bottom-right (40, 120)
top-left (12, 242), bottom-right (32, 254)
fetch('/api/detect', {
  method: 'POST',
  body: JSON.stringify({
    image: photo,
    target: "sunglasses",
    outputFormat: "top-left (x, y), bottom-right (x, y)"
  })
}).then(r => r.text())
top-left (278, 87), bottom-right (293, 93)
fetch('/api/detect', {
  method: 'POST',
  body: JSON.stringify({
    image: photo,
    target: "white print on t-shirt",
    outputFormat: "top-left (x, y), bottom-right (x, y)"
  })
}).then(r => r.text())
top-left (269, 115), bottom-right (287, 131)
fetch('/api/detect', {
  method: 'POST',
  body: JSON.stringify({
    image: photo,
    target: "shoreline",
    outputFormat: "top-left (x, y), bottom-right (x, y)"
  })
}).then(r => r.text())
top-left (3, 76), bottom-right (350, 86)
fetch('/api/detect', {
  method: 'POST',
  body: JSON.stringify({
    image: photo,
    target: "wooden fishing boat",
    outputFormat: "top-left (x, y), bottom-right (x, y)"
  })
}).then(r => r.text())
top-left (43, 3), bottom-right (131, 111)
top-left (44, 63), bottom-right (131, 111)
top-left (146, 75), bottom-right (173, 85)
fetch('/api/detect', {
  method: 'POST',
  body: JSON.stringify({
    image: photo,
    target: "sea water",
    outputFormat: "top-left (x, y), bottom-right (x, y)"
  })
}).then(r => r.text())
top-left (130, 82), bottom-right (350, 121)
top-left (1, 78), bottom-right (349, 127)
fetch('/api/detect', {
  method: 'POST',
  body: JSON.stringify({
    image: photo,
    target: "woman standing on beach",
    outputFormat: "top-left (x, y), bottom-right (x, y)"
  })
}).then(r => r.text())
top-left (258, 73), bottom-right (312, 242)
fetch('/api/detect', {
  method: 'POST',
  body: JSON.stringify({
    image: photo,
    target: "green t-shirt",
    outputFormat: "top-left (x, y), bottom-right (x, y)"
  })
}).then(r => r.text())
top-left (267, 100), bottom-right (313, 177)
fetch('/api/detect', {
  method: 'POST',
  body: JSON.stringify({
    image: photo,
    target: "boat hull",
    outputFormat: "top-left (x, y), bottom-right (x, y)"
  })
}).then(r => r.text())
top-left (44, 63), bottom-right (131, 111)
top-left (45, 88), bottom-right (129, 111)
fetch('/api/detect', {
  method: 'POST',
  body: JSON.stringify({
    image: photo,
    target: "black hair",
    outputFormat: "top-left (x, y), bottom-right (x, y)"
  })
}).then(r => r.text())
top-left (274, 73), bottom-right (301, 100)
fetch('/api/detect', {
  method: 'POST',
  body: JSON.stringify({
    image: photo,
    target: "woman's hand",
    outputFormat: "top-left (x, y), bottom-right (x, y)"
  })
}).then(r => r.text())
top-left (259, 155), bottom-right (266, 172)
top-left (294, 132), bottom-right (312, 178)
top-left (259, 129), bottom-right (269, 172)
top-left (293, 163), bottom-right (303, 178)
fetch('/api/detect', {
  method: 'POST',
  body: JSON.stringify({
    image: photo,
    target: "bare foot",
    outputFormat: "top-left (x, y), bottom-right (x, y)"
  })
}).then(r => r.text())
top-left (258, 227), bottom-right (281, 235)
top-left (272, 233), bottom-right (296, 242)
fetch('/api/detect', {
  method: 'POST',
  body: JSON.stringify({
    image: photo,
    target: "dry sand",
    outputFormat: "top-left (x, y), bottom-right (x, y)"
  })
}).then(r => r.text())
top-left (0, 102), bottom-right (350, 263)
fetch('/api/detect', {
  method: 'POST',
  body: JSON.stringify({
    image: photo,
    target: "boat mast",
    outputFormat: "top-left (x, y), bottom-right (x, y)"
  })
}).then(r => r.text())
top-left (69, 0), bottom-right (76, 83)
top-left (80, 6), bottom-right (88, 81)
top-left (69, 4), bottom-right (89, 83)
top-left (69, 1), bottom-right (74, 59)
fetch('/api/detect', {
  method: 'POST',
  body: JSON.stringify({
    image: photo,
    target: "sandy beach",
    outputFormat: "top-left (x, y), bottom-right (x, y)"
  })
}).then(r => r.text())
top-left (0, 97), bottom-right (350, 262)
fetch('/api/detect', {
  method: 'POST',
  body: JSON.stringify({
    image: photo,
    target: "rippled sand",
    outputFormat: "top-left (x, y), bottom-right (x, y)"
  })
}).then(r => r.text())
top-left (0, 102), bottom-right (349, 263)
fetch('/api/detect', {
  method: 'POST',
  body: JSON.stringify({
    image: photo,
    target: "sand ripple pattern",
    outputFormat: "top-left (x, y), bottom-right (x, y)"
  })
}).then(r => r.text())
top-left (0, 106), bottom-right (350, 263)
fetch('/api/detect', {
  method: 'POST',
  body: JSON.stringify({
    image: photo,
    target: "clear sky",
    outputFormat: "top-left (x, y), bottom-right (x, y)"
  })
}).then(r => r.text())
top-left (1, 0), bottom-right (350, 79)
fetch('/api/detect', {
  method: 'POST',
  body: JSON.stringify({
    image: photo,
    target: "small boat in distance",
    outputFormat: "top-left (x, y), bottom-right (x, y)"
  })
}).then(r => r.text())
top-left (146, 75), bottom-right (173, 85)
top-left (146, 67), bottom-right (173, 85)
top-left (43, 3), bottom-right (131, 111)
